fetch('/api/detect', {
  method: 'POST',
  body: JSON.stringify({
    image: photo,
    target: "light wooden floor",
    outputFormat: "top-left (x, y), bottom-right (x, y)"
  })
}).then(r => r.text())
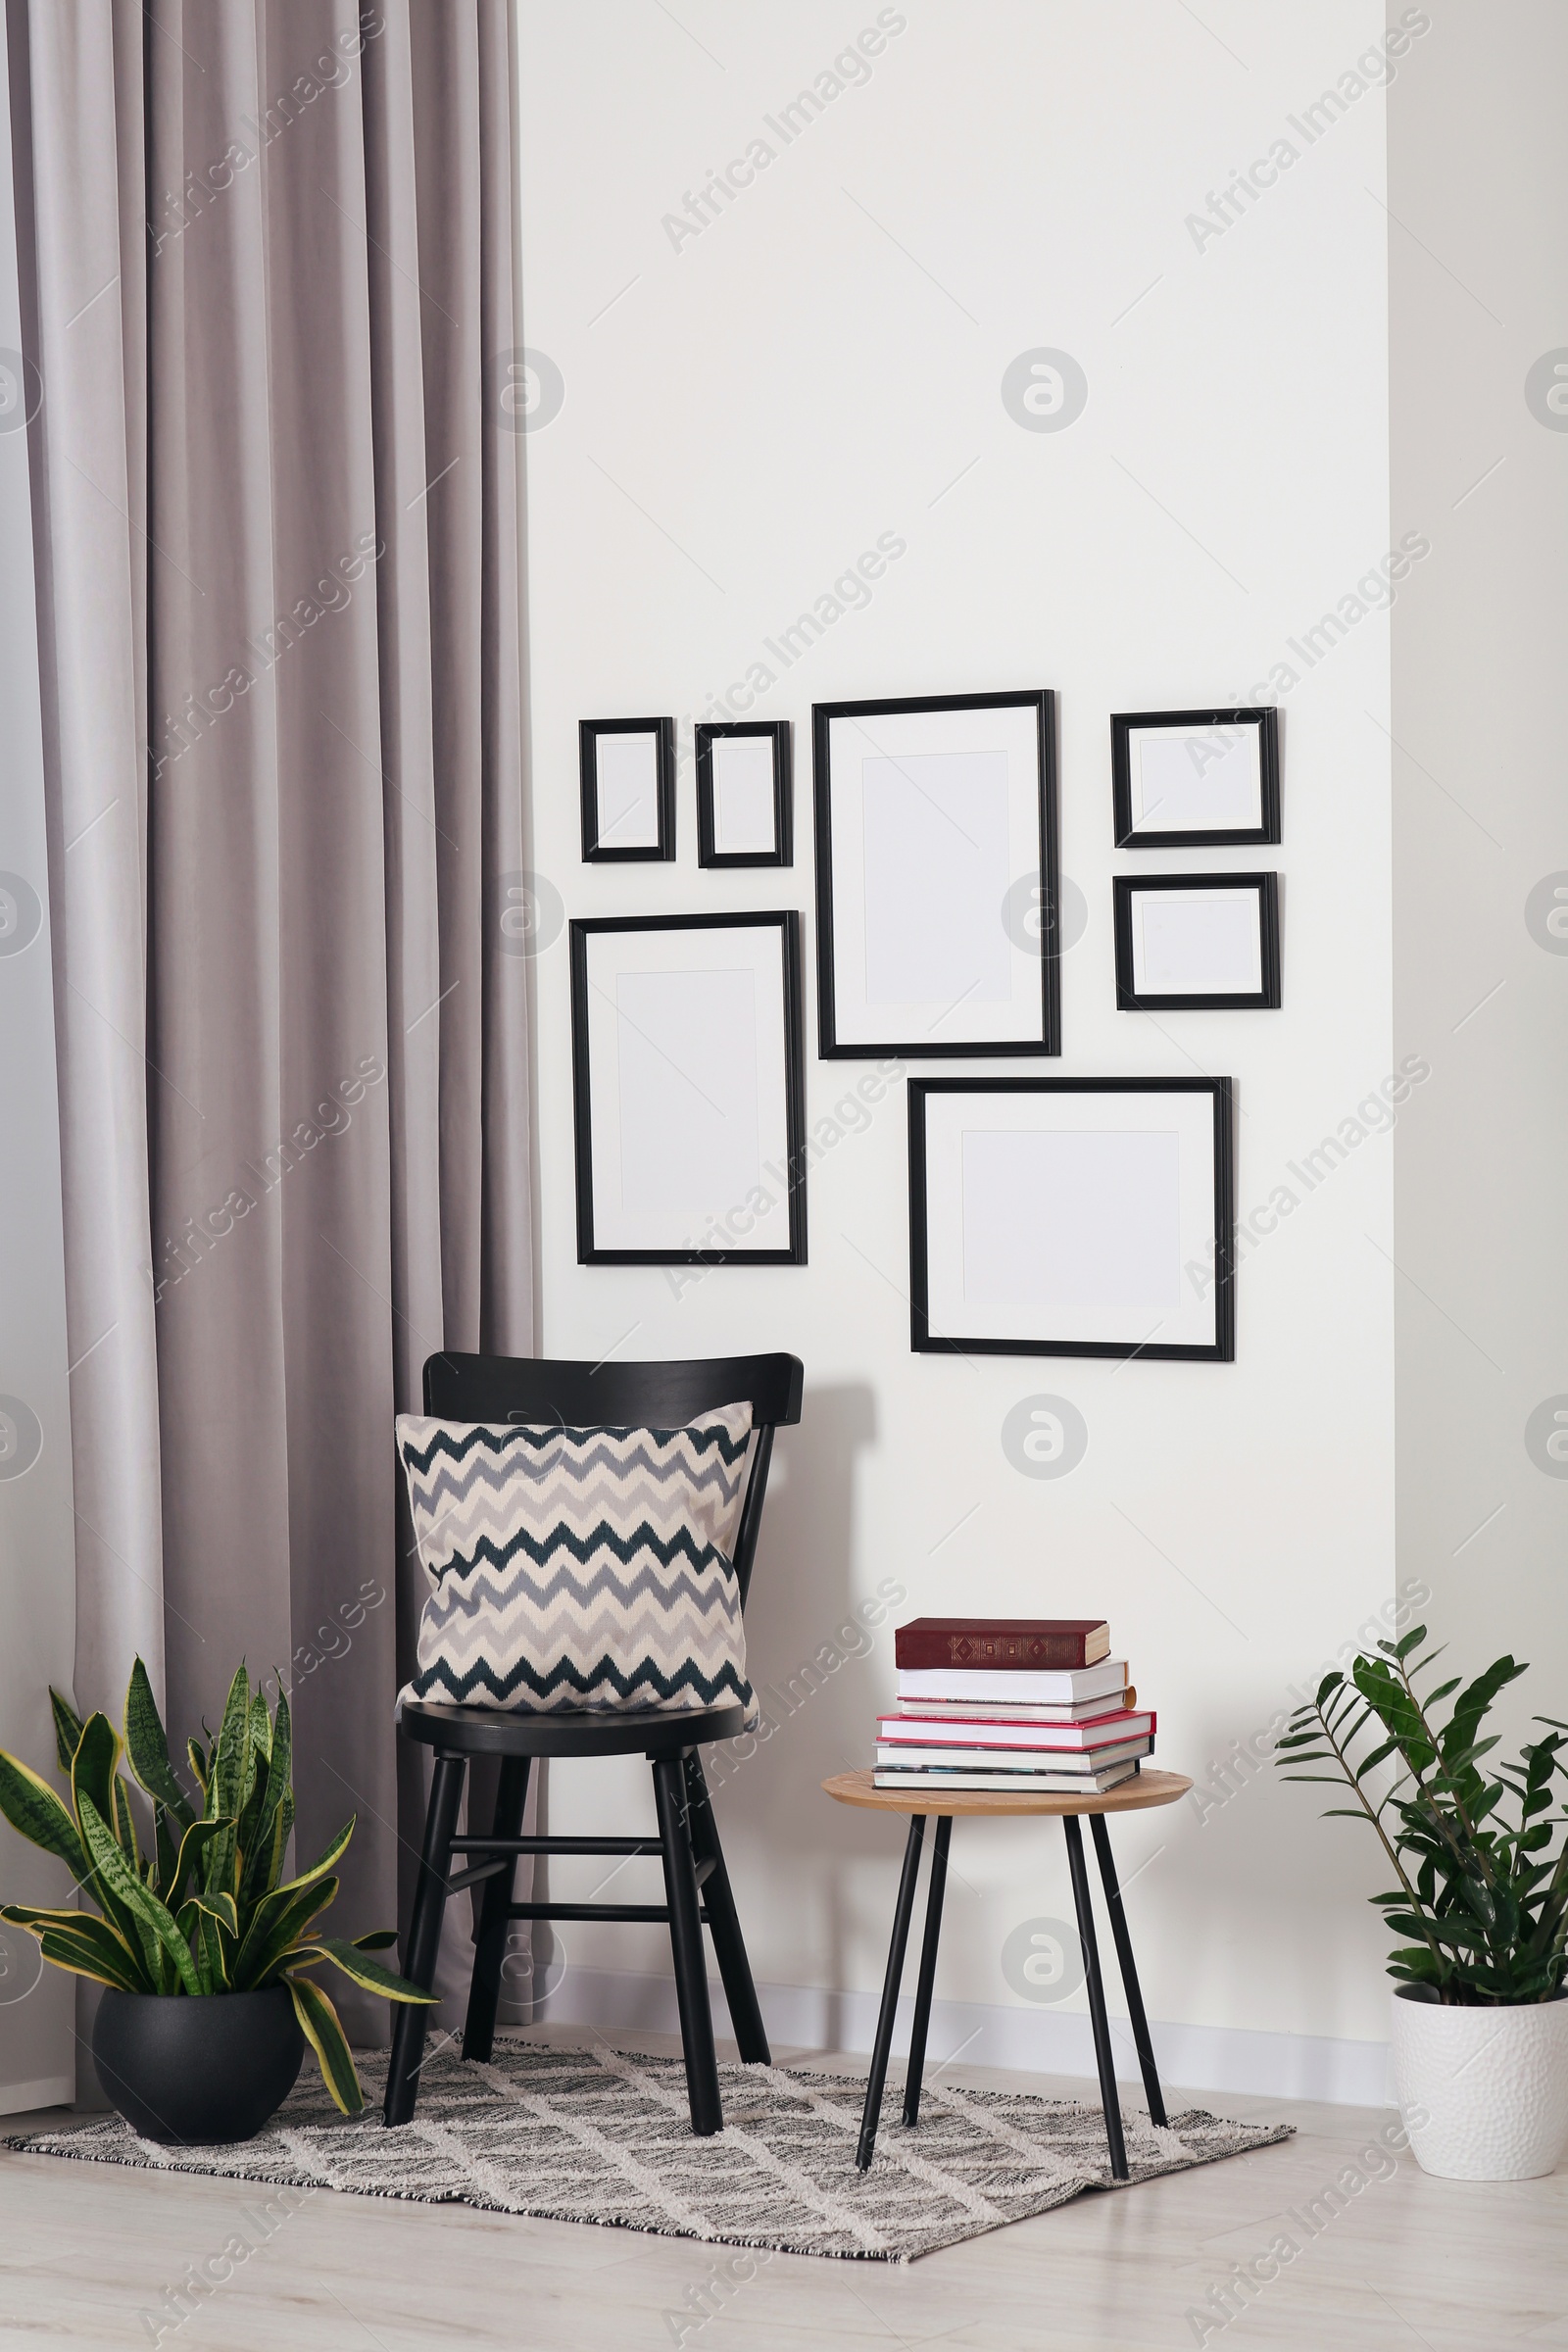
top-left (4, 2024), bottom-right (1564, 2351)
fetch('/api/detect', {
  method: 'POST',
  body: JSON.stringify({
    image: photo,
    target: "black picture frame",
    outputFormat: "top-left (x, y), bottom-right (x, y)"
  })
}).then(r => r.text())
top-left (1110, 707), bottom-right (1280, 848)
top-left (568, 910), bottom-right (807, 1266)
top-left (579, 716), bottom-right (676, 861)
top-left (695, 721), bottom-right (792, 868)
top-left (907, 1075), bottom-right (1235, 1361)
top-left (1112, 873), bottom-right (1281, 1010)
top-left (812, 689), bottom-right (1059, 1059)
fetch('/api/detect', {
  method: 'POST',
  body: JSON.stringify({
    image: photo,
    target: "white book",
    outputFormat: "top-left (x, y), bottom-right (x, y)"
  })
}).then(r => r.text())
top-left (896, 1690), bottom-right (1133, 1723)
top-left (896, 1657), bottom-right (1128, 1706)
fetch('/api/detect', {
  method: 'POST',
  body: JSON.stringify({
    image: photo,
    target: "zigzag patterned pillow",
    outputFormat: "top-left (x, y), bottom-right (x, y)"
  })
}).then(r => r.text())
top-left (395, 1405), bottom-right (757, 1723)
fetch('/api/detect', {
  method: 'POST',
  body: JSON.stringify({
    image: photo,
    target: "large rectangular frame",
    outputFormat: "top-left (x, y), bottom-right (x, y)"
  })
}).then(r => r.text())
top-left (569, 910), bottom-right (807, 1266)
top-left (1112, 872), bottom-right (1281, 1010)
top-left (813, 689), bottom-right (1059, 1058)
top-left (1110, 707), bottom-right (1280, 848)
top-left (907, 1075), bottom-right (1235, 1360)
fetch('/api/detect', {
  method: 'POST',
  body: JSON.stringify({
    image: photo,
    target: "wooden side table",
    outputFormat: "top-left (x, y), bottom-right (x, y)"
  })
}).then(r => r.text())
top-left (823, 1768), bottom-right (1192, 2176)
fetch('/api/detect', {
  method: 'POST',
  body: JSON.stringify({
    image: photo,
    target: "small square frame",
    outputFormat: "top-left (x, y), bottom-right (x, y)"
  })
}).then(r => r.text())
top-left (907, 1075), bottom-right (1235, 1361)
top-left (1111, 707), bottom-right (1280, 848)
top-left (579, 717), bottom-right (676, 862)
top-left (1113, 873), bottom-right (1281, 1010)
top-left (696, 721), bottom-right (793, 867)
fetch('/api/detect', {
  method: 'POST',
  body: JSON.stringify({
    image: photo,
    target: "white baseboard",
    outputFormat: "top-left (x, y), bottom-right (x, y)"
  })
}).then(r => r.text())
top-left (536, 1966), bottom-right (1392, 2109)
top-left (0, 2075), bottom-right (74, 2119)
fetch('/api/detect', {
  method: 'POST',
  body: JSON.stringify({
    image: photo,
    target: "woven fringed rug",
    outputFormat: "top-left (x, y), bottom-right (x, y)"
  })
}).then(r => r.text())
top-left (4, 2038), bottom-right (1292, 2262)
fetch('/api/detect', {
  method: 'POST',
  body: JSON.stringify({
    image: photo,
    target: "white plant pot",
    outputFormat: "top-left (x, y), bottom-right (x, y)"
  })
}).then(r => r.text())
top-left (1391, 1986), bottom-right (1568, 2180)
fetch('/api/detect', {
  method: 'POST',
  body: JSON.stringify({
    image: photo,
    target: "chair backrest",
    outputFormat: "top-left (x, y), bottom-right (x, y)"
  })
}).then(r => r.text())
top-left (420, 1350), bottom-right (804, 1608)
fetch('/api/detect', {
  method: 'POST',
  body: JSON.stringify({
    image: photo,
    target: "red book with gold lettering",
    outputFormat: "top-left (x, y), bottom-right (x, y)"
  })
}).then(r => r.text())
top-left (894, 1617), bottom-right (1110, 1671)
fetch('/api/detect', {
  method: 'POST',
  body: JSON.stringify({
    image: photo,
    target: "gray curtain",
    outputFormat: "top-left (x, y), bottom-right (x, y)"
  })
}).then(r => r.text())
top-left (9, 0), bottom-right (534, 2036)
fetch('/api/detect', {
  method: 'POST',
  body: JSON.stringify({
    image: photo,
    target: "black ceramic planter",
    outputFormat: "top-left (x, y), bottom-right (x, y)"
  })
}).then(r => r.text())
top-left (92, 1985), bottom-right (305, 2144)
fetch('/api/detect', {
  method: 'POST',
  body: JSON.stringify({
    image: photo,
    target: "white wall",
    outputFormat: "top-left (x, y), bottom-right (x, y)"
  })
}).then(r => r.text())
top-left (1390, 11), bottom-right (1568, 1785)
top-left (0, 0), bottom-right (77, 2113)
top-left (516, 0), bottom-right (1407, 2096)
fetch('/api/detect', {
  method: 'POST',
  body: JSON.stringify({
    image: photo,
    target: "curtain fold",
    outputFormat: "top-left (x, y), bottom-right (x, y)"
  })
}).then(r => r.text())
top-left (12, 0), bottom-right (166, 1735)
top-left (10, 0), bottom-right (534, 2043)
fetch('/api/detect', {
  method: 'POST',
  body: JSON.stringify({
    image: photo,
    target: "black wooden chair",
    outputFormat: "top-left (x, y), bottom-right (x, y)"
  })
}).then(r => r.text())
top-left (383, 1348), bottom-right (804, 2136)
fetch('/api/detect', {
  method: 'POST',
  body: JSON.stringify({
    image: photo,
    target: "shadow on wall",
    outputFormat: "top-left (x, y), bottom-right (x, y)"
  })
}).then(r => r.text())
top-left (714, 1382), bottom-right (902, 1838)
top-left (710, 1381), bottom-right (927, 2043)
top-left (738, 1373), bottom-right (883, 1768)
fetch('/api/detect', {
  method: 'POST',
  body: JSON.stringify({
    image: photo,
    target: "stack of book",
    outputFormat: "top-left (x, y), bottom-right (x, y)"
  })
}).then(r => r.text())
top-left (874, 1617), bottom-right (1153, 1795)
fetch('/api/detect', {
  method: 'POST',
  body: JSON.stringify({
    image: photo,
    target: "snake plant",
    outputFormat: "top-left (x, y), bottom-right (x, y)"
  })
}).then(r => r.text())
top-left (0, 1660), bottom-right (433, 2111)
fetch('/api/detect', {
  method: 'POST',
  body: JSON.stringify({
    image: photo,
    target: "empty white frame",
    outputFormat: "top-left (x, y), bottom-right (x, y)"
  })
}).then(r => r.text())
top-left (1113, 874), bottom-right (1281, 1009)
top-left (813, 690), bottom-right (1058, 1056)
top-left (696, 721), bottom-right (792, 866)
top-left (1111, 707), bottom-right (1280, 847)
top-left (579, 717), bottom-right (675, 860)
top-left (908, 1078), bottom-right (1235, 1359)
top-left (568, 912), bottom-right (806, 1263)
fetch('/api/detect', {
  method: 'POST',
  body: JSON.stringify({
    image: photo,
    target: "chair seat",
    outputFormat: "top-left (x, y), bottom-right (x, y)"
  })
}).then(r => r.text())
top-left (397, 1694), bottom-right (749, 1758)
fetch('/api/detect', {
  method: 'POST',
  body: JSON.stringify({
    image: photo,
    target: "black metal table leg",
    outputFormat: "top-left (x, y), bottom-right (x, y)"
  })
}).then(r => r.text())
top-left (902, 1814), bottom-right (951, 2127)
top-left (683, 1752), bottom-right (770, 2064)
top-left (653, 1754), bottom-right (723, 2136)
top-left (384, 1753), bottom-right (466, 2127)
top-left (857, 1814), bottom-right (926, 2171)
top-left (1090, 1812), bottom-right (1166, 2127)
top-left (462, 1755), bottom-right (532, 2062)
top-left (1063, 1812), bottom-right (1128, 2180)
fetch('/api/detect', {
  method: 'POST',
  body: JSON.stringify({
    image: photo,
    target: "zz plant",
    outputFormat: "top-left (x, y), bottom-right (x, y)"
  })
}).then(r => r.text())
top-left (0, 1660), bottom-right (433, 2110)
top-left (1276, 1626), bottom-right (1568, 2005)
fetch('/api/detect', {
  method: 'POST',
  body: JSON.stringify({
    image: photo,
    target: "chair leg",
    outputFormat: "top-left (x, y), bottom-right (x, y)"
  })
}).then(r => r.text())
top-left (681, 1753), bottom-right (770, 2065)
top-left (384, 1753), bottom-right (466, 2128)
top-left (653, 1754), bottom-right (722, 2136)
top-left (463, 1755), bottom-right (532, 2063)
top-left (1063, 1813), bottom-right (1128, 2180)
top-left (857, 1814), bottom-right (926, 2172)
top-left (902, 1814), bottom-right (952, 2127)
top-left (1089, 1813), bottom-right (1167, 2127)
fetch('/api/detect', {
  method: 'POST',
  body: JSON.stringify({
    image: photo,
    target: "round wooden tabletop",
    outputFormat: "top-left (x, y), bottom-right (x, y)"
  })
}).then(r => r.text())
top-left (821, 1767), bottom-right (1192, 1818)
